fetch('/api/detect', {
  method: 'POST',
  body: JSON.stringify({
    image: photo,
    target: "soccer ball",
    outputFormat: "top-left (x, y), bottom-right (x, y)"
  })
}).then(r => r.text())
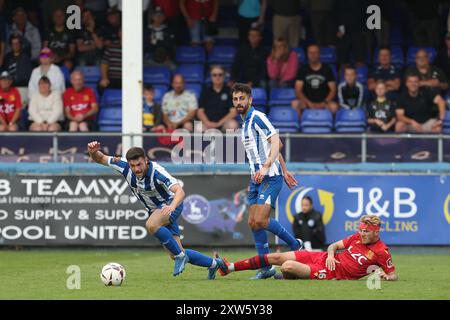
top-left (101, 262), bottom-right (126, 286)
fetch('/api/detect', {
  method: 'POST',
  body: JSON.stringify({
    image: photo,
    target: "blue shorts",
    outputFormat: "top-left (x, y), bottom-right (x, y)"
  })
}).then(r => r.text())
top-left (248, 175), bottom-right (283, 209)
top-left (150, 203), bottom-right (183, 237)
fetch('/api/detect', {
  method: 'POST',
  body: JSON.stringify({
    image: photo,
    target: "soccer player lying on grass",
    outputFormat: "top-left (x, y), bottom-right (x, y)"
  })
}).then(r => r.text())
top-left (88, 141), bottom-right (225, 279)
top-left (214, 215), bottom-right (398, 281)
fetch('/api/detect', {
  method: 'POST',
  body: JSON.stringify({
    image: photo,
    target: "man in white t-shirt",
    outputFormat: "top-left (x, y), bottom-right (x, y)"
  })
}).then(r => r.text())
top-left (162, 74), bottom-right (198, 131)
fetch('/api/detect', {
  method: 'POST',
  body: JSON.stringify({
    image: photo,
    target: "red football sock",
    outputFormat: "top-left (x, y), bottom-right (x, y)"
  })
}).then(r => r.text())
top-left (234, 255), bottom-right (269, 271)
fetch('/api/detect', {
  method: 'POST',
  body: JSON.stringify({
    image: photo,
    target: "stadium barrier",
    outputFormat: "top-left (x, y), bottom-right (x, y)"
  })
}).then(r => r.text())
top-left (1, 132), bottom-right (450, 163)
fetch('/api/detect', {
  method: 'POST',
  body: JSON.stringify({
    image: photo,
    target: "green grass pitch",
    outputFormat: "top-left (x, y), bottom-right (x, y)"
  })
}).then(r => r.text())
top-left (1, 248), bottom-right (449, 300)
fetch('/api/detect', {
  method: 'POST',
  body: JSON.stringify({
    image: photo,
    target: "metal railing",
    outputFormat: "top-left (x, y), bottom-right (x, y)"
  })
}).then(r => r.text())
top-left (1, 132), bottom-right (450, 163)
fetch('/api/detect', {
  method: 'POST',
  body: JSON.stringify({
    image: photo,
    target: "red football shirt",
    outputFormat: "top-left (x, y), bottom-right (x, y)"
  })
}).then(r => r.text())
top-left (153, 0), bottom-right (180, 18)
top-left (184, 0), bottom-right (214, 20)
top-left (334, 233), bottom-right (395, 280)
top-left (63, 87), bottom-right (97, 120)
top-left (0, 87), bottom-right (22, 123)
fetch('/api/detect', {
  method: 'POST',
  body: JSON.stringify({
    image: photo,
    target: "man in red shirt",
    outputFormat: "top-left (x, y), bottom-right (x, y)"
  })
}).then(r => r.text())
top-left (63, 70), bottom-right (98, 132)
top-left (0, 71), bottom-right (22, 132)
top-left (215, 215), bottom-right (398, 281)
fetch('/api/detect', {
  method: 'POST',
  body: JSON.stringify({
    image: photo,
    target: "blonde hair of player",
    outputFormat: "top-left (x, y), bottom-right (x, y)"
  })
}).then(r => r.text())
top-left (358, 215), bottom-right (381, 244)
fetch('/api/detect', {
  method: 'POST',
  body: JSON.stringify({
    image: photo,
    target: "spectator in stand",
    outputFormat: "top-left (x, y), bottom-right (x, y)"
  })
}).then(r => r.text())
top-left (28, 48), bottom-right (65, 100)
top-left (395, 73), bottom-right (446, 133)
top-left (266, 38), bottom-right (298, 88)
top-left (84, 0), bottom-right (109, 26)
top-left (335, 0), bottom-right (367, 67)
top-left (405, 49), bottom-right (449, 93)
top-left (0, 71), bottom-right (22, 132)
top-left (292, 44), bottom-right (338, 116)
top-left (102, 7), bottom-right (121, 49)
top-left (179, 0), bottom-right (218, 50)
top-left (99, 29), bottom-right (122, 92)
top-left (197, 65), bottom-right (238, 132)
top-left (407, 0), bottom-right (440, 48)
top-left (76, 9), bottom-right (104, 66)
top-left (269, 0), bottom-right (303, 49)
top-left (152, 0), bottom-right (184, 45)
top-left (292, 196), bottom-right (326, 251)
top-left (434, 32), bottom-right (450, 81)
top-left (337, 66), bottom-right (364, 110)
top-left (8, 7), bottom-right (41, 63)
top-left (2, 33), bottom-right (32, 106)
top-left (367, 81), bottom-right (396, 132)
top-left (142, 84), bottom-right (164, 132)
top-left (305, 0), bottom-right (336, 47)
top-left (367, 47), bottom-right (401, 100)
top-left (63, 70), bottom-right (98, 132)
top-left (162, 74), bottom-right (197, 132)
top-left (143, 7), bottom-right (176, 70)
top-left (28, 76), bottom-right (64, 132)
top-left (43, 8), bottom-right (76, 71)
top-left (237, 0), bottom-right (267, 45)
top-left (230, 27), bottom-right (269, 88)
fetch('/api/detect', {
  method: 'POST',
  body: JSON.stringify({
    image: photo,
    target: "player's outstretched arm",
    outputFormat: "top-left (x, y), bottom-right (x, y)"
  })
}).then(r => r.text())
top-left (87, 141), bottom-right (109, 166)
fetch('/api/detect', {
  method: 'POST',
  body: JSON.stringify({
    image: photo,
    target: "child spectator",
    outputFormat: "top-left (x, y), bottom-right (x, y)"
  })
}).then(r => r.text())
top-left (0, 71), bottom-right (22, 132)
top-left (143, 84), bottom-right (164, 131)
top-left (367, 81), bottom-right (396, 132)
top-left (337, 66), bottom-right (365, 109)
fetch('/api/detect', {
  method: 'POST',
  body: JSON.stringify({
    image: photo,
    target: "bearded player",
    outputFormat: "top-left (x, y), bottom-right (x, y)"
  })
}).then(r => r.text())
top-left (87, 141), bottom-right (225, 279)
top-left (228, 83), bottom-right (302, 280)
top-left (217, 215), bottom-right (398, 281)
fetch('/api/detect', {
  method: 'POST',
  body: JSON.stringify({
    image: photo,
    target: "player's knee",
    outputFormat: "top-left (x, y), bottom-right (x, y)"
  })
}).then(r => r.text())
top-left (145, 220), bottom-right (160, 234)
top-left (254, 217), bottom-right (269, 229)
top-left (271, 253), bottom-right (283, 265)
top-left (280, 260), bottom-right (296, 273)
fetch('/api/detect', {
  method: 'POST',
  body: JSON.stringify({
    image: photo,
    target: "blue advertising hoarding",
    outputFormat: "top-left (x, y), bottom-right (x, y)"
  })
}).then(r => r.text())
top-left (277, 174), bottom-right (450, 245)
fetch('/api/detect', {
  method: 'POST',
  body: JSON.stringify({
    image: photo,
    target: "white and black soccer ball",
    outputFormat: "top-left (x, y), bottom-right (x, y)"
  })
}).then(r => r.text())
top-left (101, 262), bottom-right (126, 286)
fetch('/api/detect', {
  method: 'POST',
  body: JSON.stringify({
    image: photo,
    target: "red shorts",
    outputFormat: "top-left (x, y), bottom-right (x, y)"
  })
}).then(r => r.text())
top-left (294, 251), bottom-right (336, 280)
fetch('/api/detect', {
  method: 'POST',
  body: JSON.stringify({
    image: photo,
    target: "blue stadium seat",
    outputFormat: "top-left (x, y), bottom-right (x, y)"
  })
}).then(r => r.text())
top-left (300, 109), bottom-right (333, 133)
top-left (320, 47), bottom-right (337, 64)
top-left (269, 88), bottom-right (296, 106)
top-left (208, 46), bottom-right (237, 66)
top-left (175, 64), bottom-right (204, 83)
top-left (373, 46), bottom-right (404, 67)
top-left (292, 47), bottom-right (306, 63)
top-left (389, 25), bottom-right (404, 46)
top-left (100, 89), bottom-right (122, 107)
top-left (60, 65), bottom-right (70, 83)
top-left (99, 125), bottom-right (122, 132)
top-left (252, 87), bottom-right (267, 109)
top-left (143, 66), bottom-right (171, 86)
top-left (254, 105), bottom-right (266, 113)
top-left (76, 66), bottom-right (101, 85)
top-left (176, 46), bottom-right (206, 64)
top-left (214, 38), bottom-right (239, 46)
top-left (153, 85), bottom-right (168, 104)
top-left (329, 64), bottom-right (337, 81)
top-left (407, 47), bottom-right (437, 65)
top-left (334, 108), bottom-right (366, 133)
top-left (268, 106), bottom-right (300, 132)
top-left (443, 111), bottom-right (450, 128)
top-left (185, 83), bottom-right (202, 99)
top-left (98, 107), bottom-right (122, 127)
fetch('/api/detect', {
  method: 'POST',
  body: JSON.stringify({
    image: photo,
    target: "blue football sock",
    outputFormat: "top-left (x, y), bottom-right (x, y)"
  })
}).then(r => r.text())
top-left (252, 229), bottom-right (270, 256)
top-left (185, 249), bottom-right (214, 268)
top-left (154, 227), bottom-right (182, 256)
top-left (267, 218), bottom-right (300, 250)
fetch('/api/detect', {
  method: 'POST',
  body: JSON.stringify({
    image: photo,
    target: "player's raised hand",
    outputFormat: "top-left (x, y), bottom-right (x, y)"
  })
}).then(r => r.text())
top-left (284, 171), bottom-right (298, 190)
top-left (87, 141), bottom-right (101, 154)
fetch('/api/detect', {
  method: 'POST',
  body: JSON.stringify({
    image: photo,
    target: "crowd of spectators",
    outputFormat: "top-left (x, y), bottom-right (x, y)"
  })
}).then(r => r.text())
top-left (0, 0), bottom-right (450, 134)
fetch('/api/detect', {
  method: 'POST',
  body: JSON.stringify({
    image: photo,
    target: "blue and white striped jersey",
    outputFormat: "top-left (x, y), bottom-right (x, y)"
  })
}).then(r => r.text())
top-left (107, 157), bottom-right (179, 212)
top-left (241, 106), bottom-right (281, 177)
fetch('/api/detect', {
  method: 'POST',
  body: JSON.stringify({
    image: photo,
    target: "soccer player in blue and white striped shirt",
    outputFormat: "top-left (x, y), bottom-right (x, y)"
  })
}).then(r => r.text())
top-left (88, 141), bottom-right (225, 279)
top-left (226, 83), bottom-right (303, 279)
